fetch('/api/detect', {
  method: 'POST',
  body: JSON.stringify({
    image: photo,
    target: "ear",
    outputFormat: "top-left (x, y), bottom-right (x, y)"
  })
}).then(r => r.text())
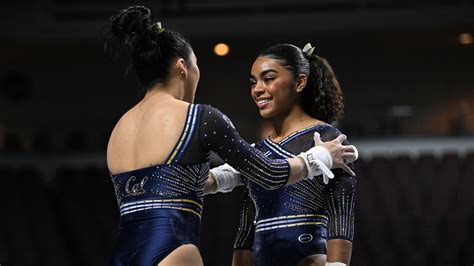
top-left (176, 58), bottom-right (187, 77)
top-left (295, 74), bottom-right (307, 92)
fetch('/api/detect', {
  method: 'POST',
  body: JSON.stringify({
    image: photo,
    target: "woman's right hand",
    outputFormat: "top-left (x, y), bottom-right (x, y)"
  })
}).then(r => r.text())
top-left (314, 132), bottom-right (357, 175)
top-left (297, 132), bottom-right (357, 184)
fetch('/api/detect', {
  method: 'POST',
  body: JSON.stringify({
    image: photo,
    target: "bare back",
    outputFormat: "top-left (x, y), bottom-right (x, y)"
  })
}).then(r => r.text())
top-left (107, 97), bottom-right (190, 175)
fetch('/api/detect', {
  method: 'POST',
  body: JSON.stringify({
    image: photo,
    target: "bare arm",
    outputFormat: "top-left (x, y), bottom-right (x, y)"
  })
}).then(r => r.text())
top-left (327, 239), bottom-right (352, 264)
top-left (232, 250), bottom-right (255, 266)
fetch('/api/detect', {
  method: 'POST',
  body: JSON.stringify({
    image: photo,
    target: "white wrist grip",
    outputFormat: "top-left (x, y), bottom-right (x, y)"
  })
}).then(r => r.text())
top-left (297, 146), bottom-right (334, 184)
top-left (209, 164), bottom-right (243, 193)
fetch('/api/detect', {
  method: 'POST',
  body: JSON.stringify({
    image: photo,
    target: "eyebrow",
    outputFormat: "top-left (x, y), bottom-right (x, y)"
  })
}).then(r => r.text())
top-left (250, 69), bottom-right (278, 80)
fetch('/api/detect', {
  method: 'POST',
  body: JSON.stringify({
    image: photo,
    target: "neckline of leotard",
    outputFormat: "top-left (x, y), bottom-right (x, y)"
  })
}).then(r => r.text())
top-left (110, 104), bottom-right (196, 177)
top-left (266, 123), bottom-right (327, 145)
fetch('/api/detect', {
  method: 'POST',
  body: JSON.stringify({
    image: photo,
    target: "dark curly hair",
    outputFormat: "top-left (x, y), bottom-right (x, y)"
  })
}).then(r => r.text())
top-left (105, 6), bottom-right (193, 88)
top-left (259, 44), bottom-right (344, 123)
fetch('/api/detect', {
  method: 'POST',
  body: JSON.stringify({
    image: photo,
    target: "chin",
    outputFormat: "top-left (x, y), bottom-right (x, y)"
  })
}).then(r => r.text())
top-left (259, 109), bottom-right (274, 119)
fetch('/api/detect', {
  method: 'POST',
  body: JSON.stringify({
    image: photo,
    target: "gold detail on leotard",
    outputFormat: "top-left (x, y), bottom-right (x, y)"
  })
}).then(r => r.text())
top-left (256, 213), bottom-right (328, 224)
top-left (255, 222), bottom-right (327, 233)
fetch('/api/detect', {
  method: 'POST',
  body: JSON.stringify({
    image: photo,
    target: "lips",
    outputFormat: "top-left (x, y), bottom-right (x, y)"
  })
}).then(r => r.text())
top-left (256, 97), bottom-right (273, 109)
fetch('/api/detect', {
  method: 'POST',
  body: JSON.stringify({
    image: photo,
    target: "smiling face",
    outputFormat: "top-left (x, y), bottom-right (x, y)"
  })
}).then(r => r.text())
top-left (250, 56), bottom-right (302, 119)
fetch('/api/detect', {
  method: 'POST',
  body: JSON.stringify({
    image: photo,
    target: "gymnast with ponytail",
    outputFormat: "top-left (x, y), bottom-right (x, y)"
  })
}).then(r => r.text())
top-left (206, 43), bottom-right (358, 266)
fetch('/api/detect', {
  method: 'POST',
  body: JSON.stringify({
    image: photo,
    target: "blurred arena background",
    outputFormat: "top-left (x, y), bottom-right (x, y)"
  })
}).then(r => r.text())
top-left (0, 0), bottom-right (473, 265)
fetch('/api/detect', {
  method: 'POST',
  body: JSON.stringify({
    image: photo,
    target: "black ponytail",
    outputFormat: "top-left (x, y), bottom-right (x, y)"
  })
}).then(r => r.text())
top-left (302, 53), bottom-right (344, 123)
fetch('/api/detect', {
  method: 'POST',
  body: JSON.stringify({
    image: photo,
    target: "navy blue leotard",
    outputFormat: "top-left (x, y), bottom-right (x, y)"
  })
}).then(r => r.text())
top-left (110, 104), bottom-right (291, 265)
top-left (233, 124), bottom-right (357, 266)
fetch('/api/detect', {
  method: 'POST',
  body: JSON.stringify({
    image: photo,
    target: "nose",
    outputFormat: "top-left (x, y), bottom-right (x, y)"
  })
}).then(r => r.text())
top-left (253, 81), bottom-right (265, 96)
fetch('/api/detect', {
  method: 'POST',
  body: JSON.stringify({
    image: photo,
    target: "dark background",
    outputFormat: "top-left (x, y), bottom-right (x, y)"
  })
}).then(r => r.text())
top-left (0, 0), bottom-right (473, 265)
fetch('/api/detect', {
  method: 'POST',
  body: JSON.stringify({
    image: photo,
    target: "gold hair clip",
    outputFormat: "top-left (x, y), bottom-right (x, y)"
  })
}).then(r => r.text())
top-left (302, 43), bottom-right (315, 56)
top-left (156, 22), bottom-right (165, 33)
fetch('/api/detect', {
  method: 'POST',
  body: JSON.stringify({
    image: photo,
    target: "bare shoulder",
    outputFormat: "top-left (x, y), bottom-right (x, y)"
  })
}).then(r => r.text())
top-left (106, 107), bottom-right (138, 156)
top-left (108, 105), bottom-right (139, 140)
top-left (144, 100), bottom-right (190, 127)
top-left (152, 99), bottom-right (190, 115)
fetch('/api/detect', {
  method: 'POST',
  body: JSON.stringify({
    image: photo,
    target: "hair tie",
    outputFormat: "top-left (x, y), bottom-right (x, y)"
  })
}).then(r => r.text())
top-left (302, 43), bottom-right (315, 57)
top-left (155, 22), bottom-right (165, 34)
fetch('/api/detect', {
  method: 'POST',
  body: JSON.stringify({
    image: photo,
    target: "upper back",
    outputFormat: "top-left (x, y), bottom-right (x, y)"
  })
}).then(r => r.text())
top-left (107, 98), bottom-right (190, 175)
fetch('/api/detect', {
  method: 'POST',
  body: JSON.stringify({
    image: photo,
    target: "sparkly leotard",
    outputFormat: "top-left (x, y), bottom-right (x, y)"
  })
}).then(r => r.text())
top-left (233, 124), bottom-right (357, 266)
top-left (110, 104), bottom-right (291, 266)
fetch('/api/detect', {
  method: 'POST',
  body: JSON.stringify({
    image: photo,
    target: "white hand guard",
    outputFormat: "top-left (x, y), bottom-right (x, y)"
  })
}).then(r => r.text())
top-left (297, 146), bottom-right (334, 184)
top-left (346, 144), bottom-right (358, 164)
top-left (209, 164), bottom-right (243, 193)
top-left (325, 263), bottom-right (347, 266)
